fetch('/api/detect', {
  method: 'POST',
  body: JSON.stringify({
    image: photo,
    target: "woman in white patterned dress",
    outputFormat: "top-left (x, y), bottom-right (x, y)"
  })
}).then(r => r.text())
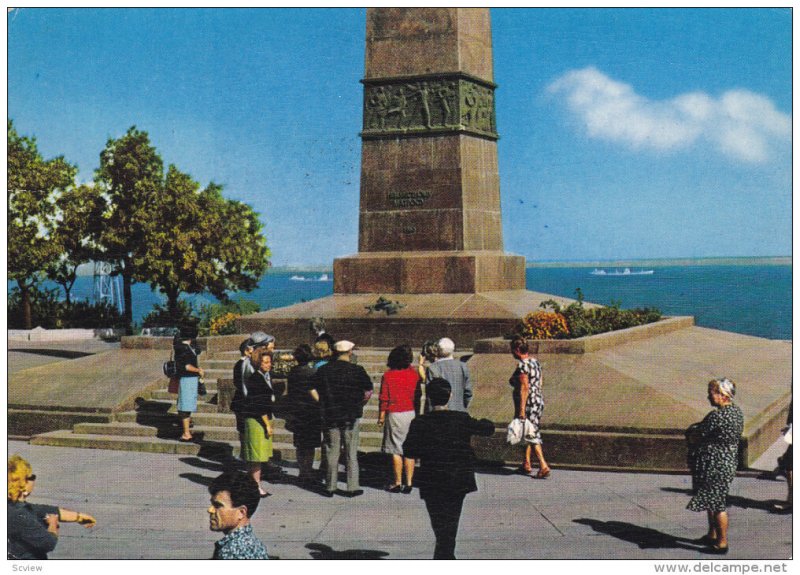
top-left (510, 337), bottom-right (551, 478)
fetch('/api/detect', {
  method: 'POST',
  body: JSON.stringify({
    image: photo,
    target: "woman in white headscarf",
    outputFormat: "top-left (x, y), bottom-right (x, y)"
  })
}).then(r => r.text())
top-left (686, 377), bottom-right (744, 554)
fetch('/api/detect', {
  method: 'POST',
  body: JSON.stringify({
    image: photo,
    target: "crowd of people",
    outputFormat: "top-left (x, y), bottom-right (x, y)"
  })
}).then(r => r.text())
top-left (7, 329), bottom-right (791, 560)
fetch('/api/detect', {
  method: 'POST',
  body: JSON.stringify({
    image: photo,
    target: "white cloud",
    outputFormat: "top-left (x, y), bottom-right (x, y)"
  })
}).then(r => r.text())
top-left (547, 67), bottom-right (790, 163)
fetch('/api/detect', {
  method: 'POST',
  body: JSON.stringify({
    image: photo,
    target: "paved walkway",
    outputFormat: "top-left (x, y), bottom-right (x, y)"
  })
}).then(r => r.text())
top-left (9, 439), bottom-right (792, 561)
top-left (8, 339), bottom-right (119, 375)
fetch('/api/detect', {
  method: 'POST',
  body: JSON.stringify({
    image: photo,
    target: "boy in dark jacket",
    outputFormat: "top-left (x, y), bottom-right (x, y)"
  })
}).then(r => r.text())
top-left (403, 378), bottom-right (495, 559)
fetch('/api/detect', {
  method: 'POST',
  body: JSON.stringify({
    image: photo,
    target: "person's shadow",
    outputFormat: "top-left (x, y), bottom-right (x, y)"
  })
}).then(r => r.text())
top-left (660, 487), bottom-right (779, 512)
top-left (305, 543), bottom-right (389, 560)
top-left (574, 519), bottom-right (710, 552)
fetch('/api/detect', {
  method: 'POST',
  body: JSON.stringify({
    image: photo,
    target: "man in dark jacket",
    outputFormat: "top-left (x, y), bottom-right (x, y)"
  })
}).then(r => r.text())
top-left (310, 340), bottom-right (373, 497)
top-left (403, 378), bottom-right (495, 559)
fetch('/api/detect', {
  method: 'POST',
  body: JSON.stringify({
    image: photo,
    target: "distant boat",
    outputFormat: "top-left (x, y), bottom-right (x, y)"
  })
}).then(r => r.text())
top-left (290, 273), bottom-right (332, 282)
top-left (591, 268), bottom-right (654, 276)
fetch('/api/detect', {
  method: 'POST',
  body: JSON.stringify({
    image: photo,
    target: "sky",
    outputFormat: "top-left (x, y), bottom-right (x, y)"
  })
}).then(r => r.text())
top-left (7, 8), bottom-right (792, 267)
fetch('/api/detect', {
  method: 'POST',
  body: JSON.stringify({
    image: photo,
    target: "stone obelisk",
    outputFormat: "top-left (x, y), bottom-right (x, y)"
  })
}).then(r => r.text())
top-left (334, 7), bottom-right (526, 294)
top-left (240, 7), bottom-right (569, 348)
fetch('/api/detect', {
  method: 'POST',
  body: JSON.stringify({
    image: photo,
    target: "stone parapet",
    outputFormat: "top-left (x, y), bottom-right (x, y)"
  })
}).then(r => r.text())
top-left (473, 316), bottom-right (696, 354)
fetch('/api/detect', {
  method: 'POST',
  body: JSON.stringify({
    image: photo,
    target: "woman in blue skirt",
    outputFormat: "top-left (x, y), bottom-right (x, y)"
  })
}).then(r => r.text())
top-left (174, 327), bottom-right (204, 442)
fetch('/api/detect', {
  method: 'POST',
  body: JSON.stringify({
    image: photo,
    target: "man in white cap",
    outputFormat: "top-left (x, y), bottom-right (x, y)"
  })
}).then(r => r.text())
top-left (309, 340), bottom-right (373, 497)
top-left (425, 337), bottom-right (472, 413)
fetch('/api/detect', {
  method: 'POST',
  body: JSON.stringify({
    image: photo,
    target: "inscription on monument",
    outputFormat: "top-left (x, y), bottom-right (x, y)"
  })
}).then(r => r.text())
top-left (388, 190), bottom-right (432, 208)
top-left (362, 73), bottom-right (497, 140)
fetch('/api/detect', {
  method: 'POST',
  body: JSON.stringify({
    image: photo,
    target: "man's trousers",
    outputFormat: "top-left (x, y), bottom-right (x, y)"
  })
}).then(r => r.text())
top-left (323, 419), bottom-right (361, 493)
top-left (424, 492), bottom-right (466, 559)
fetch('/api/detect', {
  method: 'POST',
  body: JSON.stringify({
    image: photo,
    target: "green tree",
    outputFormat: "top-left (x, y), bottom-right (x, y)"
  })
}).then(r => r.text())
top-left (140, 167), bottom-right (270, 323)
top-left (95, 126), bottom-right (164, 334)
top-left (7, 120), bottom-right (76, 329)
top-left (46, 183), bottom-right (107, 306)
top-left (197, 185), bottom-right (270, 298)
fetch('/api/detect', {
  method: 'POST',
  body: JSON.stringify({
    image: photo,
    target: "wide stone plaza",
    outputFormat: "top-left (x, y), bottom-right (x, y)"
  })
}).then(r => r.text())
top-left (8, 437), bottom-right (792, 561)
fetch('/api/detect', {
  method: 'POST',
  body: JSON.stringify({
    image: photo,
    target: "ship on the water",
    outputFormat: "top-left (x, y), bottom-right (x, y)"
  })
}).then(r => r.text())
top-left (590, 268), bottom-right (654, 276)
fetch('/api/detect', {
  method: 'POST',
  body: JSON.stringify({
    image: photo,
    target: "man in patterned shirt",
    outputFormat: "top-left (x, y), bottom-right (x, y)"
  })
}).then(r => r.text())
top-left (208, 471), bottom-right (269, 560)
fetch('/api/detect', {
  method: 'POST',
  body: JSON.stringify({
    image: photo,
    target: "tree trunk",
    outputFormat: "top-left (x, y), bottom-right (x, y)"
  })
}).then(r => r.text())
top-left (122, 269), bottom-right (134, 335)
top-left (166, 287), bottom-right (180, 327)
top-left (58, 280), bottom-right (74, 308)
top-left (18, 280), bottom-right (32, 330)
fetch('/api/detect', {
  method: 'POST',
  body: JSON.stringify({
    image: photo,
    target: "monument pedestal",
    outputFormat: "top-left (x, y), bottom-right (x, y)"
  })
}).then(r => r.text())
top-left (334, 251), bottom-right (526, 294)
top-left (237, 290), bottom-right (577, 349)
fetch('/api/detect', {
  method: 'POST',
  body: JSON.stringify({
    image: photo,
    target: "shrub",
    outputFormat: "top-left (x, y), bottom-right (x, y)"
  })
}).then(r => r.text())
top-left (8, 284), bottom-right (127, 330)
top-left (142, 300), bottom-right (197, 331)
top-left (197, 298), bottom-right (261, 337)
top-left (8, 284), bottom-right (63, 329)
top-left (518, 311), bottom-right (570, 340)
top-left (62, 300), bottom-right (126, 329)
top-left (271, 353), bottom-right (297, 378)
top-left (512, 288), bottom-right (662, 340)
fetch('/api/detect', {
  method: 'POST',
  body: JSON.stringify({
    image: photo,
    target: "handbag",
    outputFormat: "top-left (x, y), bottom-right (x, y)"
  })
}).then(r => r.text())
top-left (163, 350), bottom-right (177, 378)
top-left (506, 418), bottom-right (524, 445)
top-left (198, 378), bottom-right (207, 396)
top-left (168, 376), bottom-right (180, 394)
top-left (522, 419), bottom-right (536, 442)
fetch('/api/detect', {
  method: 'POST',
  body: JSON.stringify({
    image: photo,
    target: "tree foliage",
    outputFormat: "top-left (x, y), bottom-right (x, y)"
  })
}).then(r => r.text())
top-left (8, 122), bottom-right (271, 332)
top-left (94, 126), bottom-right (164, 333)
top-left (46, 183), bottom-right (107, 305)
top-left (7, 120), bottom-right (76, 328)
top-left (137, 167), bottom-right (270, 324)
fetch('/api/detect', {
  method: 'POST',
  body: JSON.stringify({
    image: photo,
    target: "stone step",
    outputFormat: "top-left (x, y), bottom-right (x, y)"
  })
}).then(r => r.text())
top-left (115, 410), bottom-right (237, 426)
top-left (114, 408), bottom-right (385, 433)
top-left (135, 398), bottom-right (220, 414)
top-left (149, 389), bottom-right (218, 401)
top-left (73, 421), bottom-right (384, 447)
top-left (31, 430), bottom-right (208, 455)
top-left (30, 430), bottom-right (382, 461)
top-left (74, 422), bottom-right (158, 437)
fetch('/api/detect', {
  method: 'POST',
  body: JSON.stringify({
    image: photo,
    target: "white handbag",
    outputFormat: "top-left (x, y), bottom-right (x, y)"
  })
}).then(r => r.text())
top-left (506, 418), bottom-right (535, 445)
top-left (522, 419), bottom-right (536, 442)
top-left (506, 418), bottom-right (524, 445)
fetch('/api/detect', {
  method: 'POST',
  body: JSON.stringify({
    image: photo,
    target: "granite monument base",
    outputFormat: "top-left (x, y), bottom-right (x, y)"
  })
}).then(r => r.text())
top-left (235, 289), bottom-right (573, 349)
top-left (333, 251), bottom-right (526, 294)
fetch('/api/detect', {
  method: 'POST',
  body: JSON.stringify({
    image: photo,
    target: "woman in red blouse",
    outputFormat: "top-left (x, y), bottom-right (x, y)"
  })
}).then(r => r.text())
top-left (378, 344), bottom-right (421, 493)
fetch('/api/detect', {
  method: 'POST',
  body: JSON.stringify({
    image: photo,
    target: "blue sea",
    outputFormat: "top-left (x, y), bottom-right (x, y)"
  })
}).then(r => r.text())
top-left (13, 264), bottom-right (792, 340)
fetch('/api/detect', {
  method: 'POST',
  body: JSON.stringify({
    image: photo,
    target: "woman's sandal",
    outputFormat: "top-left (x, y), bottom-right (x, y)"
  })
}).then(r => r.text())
top-left (259, 490), bottom-right (272, 498)
top-left (533, 467), bottom-right (551, 479)
top-left (386, 484), bottom-right (403, 493)
top-left (178, 436), bottom-right (193, 443)
top-left (708, 545), bottom-right (729, 555)
top-left (696, 534), bottom-right (716, 546)
top-left (518, 464), bottom-right (533, 475)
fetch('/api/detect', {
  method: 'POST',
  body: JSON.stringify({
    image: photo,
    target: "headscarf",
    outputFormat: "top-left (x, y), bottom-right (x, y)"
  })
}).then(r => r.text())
top-left (715, 377), bottom-right (736, 399)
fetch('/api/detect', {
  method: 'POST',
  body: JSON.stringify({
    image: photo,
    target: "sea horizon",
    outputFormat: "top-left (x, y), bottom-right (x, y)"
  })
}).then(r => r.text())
top-left (71, 255), bottom-right (791, 276)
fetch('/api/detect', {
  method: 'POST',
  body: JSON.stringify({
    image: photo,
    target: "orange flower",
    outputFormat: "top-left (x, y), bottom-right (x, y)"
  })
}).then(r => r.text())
top-left (520, 311), bottom-right (569, 340)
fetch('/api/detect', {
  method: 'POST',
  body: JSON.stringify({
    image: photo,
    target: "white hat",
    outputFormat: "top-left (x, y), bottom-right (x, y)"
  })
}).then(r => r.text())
top-left (333, 340), bottom-right (356, 353)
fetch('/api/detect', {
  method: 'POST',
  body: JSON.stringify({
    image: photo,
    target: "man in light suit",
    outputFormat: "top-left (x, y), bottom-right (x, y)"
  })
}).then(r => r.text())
top-left (425, 337), bottom-right (472, 412)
